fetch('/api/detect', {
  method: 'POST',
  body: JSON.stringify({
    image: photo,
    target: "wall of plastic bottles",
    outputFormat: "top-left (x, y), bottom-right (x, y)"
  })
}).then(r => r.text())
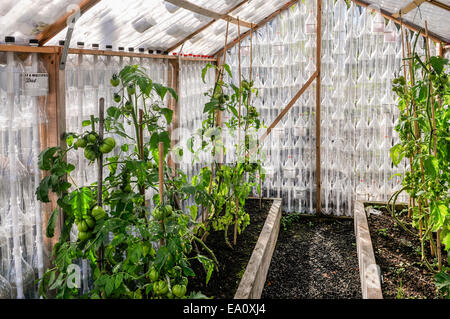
top-left (176, 60), bottom-right (215, 212)
top-left (0, 39), bottom-right (48, 298)
top-left (224, 0), bottom-right (438, 215)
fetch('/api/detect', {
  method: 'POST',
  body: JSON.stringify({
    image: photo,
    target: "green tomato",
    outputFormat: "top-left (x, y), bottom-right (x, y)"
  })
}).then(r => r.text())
top-left (84, 147), bottom-right (97, 161)
top-left (113, 93), bottom-right (121, 103)
top-left (157, 281), bottom-right (168, 295)
top-left (110, 75), bottom-right (120, 87)
top-left (84, 216), bottom-right (95, 229)
top-left (74, 138), bottom-right (87, 148)
top-left (87, 133), bottom-right (97, 143)
top-left (101, 137), bottom-right (116, 152)
top-left (152, 208), bottom-right (164, 220)
top-left (172, 284), bottom-right (187, 298)
top-left (127, 85), bottom-right (136, 95)
top-left (125, 100), bottom-right (133, 111)
top-left (91, 206), bottom-right (106, 221)
top-left (149, 268), bottom-right (159, 282)
top-left (78, 231), bottom-right (92, 241)
top-left (99, 137), bottom-right (116, 154)
top-left (164, 205), bottom-right (173, 217)
top-left (77, 220), bottom-right (89, 232)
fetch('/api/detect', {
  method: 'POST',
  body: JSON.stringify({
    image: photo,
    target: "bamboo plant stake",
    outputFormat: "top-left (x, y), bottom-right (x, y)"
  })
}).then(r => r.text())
top-left (425, 21), bottom-right (442, 271)
top-left (399, 16), bottom-right (415, 219)
top-left (405, 28), bottom-right (436, 259)
top-left (204, 19), bottom-right (230, 223)
top-left (139, 109), bottom-right (146, 209)
top-left (97, 98), bottom-right (105, 271)
top-left (233, 17), bottom-right (243, 246)
top-left (159, 142), bottom-right (165, 246)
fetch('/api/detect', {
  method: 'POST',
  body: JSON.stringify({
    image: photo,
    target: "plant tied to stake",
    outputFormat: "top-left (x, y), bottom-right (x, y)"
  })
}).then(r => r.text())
top-left (186, 63), bottom-right (264, 248)
top-left (36, 65), bottom-right (216, 299)
top-left (389, 31), bottom-right (449, 297)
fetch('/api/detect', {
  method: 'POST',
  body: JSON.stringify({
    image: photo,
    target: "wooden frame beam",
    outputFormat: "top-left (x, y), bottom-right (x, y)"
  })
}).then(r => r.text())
top-left (392, 0), bottom-right (426, 18)
top-left (426, 0), bottom-right (450, 12)
top-left (352, 0), bottom-right (449, 44)
top-left (259, 71), bottom-right (318, 144)
top-left (315, 0), bottom-right (323, 215)
top-left (67, 48), bottom-right (217, 62)
top-left (213, 0), bottom-right (299, 56)
top-left (37, 0), bottom-right (101, 45)
top-left (167, 0), bottom-right (249, 53)
top-left (165, 0), bottom-right (254, 29)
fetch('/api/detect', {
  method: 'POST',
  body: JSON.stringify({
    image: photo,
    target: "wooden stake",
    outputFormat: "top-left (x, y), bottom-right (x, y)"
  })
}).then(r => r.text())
top-left (399, 17), bottom-right (416, 220)
top-left (159, 142), bottom-right (165, 246)
top-left (315, 0), bottom-right (322, 215)
top-left (425, 21), bottom-right (442, 271)
top-left (97, 98), bottom-right (105, 270)
top-left (234, 17), bottom-right (242, 247)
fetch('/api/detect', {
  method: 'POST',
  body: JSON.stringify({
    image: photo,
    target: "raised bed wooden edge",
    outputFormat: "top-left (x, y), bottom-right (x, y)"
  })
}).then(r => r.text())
top-left (234, 198), bottom-right (282, 299)
top-left (354, 200), bottom-right (383, 299)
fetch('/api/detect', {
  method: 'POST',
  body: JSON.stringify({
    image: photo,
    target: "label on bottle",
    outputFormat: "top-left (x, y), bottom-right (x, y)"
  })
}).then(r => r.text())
top-left (21, 73), bottom-right (49, 96)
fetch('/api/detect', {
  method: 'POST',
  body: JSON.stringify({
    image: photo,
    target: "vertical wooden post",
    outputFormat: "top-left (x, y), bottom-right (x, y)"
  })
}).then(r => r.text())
top-left (167, 59), bottom-right (180, 175)
top-left (41, 47), bottom-right (66, 269)
top-left (315, 0), bottom-right (322, 215)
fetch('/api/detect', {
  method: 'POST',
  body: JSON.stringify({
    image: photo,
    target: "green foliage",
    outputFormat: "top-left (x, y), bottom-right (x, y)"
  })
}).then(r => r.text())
top-left (36, 65), bottom-right (215, 299)
top-left (389, 32), bottom-right (449, 294)
top-left (187, 63), bottom-right (264, 247)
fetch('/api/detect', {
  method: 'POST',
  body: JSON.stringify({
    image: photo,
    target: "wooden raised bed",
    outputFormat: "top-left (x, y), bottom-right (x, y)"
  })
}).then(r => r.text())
top-left (354, 200), bottom-right (383, 299)
top-left (234, 198), bottom-right (282, 299)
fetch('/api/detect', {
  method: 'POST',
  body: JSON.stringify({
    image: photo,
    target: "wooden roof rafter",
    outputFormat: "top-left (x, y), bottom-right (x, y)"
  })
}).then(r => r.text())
top-left (37, 0), bottom-right (101, 45)
top-left (165, 0), bottom-right (255, 29)
top-left (425, 0), bottom-right (450, 12)
top-left (392, 0), bottom-right (426, 18)
top-left (213, 0), bottom-right (299, 56)
top-left (167, 0), bottom-right (250, 53)
top-left (393, 0), bottom-right (450, 19)
top-left (352, 0), bottom-right (449, 44)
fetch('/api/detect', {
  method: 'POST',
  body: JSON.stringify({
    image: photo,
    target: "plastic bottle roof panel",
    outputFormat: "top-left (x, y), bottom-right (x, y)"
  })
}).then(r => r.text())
top-left (364, 0), bottom-right (450, 42)
top-left (0, 0), bottom-right (75, 45)
top-left (0, 0), bottom-right (449, 52)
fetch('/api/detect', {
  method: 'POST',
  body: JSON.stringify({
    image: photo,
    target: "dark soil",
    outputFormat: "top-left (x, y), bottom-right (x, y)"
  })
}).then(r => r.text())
top-left (189, 198), bottom-right (273, 299)
top-left (262, 216), bottom-right (362, 299)
top-left (367, 206), bottom-right (447, 299)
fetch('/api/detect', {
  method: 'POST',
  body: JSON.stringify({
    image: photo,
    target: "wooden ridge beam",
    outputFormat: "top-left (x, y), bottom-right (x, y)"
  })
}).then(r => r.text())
top-left (352, 0), bottom-right (449, 44)
top-left (392, 0), bottom-right (426, 18)
top-left (165, 0), bottom-right (254, 29)
top-left (38, 0), bottom-right (101, 45)
top-left (214, 0), bottom-right (299, 56)
top-left (167, 0), bottom-right (249, 53)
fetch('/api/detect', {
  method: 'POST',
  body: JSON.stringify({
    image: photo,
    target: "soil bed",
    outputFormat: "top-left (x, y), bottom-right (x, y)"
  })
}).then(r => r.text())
top-left (262, 216), bottom-right (361, 299)
top-left (366, 206), bottom-right (446, 299)
top-left (189, 198), bottom-right (274, 299)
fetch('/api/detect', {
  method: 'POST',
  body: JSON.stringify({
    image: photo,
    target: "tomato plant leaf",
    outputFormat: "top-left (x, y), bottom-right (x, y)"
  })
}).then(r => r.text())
top-left (46, 208), bottom-right (59, 238)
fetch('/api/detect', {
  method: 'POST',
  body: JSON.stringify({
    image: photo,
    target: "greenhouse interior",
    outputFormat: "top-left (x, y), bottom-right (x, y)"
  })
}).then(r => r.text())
top-left (0, 0), bottom-right (449, 301)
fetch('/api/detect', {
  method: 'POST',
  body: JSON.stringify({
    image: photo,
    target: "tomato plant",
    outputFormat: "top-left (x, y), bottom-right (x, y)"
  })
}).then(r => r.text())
top-left (389, 32), bottom-right (449, 281)
top-left (36, 65), bottom-right (216, 299)
top-left (186, 63), bottom-right (264, 248)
